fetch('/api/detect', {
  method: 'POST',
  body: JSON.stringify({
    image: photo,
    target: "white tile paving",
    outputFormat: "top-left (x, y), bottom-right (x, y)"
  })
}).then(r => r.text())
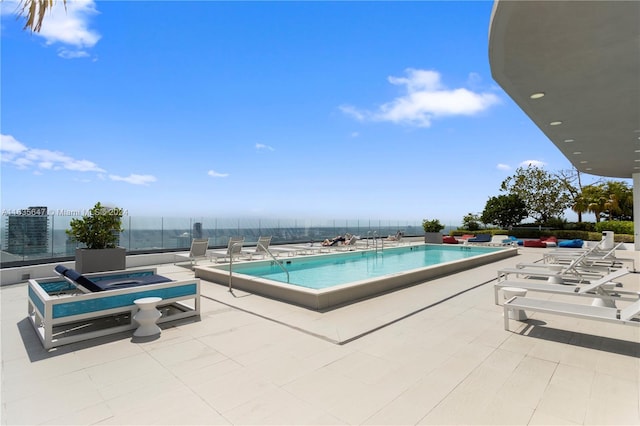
top-left (2, 247), bottom-right (639, 425)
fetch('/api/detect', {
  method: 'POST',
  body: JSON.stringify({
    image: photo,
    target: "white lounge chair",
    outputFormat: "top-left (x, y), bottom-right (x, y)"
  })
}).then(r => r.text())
top-left (544, 242), bottom-right (635, 271)
top-left (335, 235), bottom-right (359, 251)
top-left (175, 238), bottom-right (209, 267)
top-left (498, 247), bottom-right (610, 283)
top-left (488, 235), bottom-right (511, 246)
top-left (384, 231), bottom-right (404, 246)
top-left (503, 296), bottom-right (640, 333)
top-left (242, 236), bottom-right (298, 259)
top-left (210, 237), bottom-right (245, 263)
top-left (494, 268), bottom-right (635, 305)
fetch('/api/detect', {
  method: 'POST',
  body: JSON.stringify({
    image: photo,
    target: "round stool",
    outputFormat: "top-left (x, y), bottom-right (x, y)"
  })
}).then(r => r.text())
top-left (503, 287), bottom-right (528, 320)
top-left (133, 297), bottom-right (162, 337)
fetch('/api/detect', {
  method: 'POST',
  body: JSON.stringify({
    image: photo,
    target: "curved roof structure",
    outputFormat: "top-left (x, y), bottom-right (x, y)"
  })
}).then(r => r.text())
top-left (488, 0), bottom-right (640, 179)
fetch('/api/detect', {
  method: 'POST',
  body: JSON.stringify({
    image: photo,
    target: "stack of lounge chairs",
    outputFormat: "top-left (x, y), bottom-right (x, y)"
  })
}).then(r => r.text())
top-left (496, 239), bottom-right (640, 340)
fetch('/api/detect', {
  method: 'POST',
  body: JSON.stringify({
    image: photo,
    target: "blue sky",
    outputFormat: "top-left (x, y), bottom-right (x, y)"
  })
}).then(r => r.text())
top-left (0, 1), bottom-right (608, 225)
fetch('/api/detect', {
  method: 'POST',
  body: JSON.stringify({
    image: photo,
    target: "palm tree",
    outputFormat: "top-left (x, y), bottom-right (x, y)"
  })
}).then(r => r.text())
top-left (582, 184), bottom-right (607, 223)
top-left (571, 194), bottom-right (590, 222)
top-left (17, 0), bottom-right (65, 32)
top-left (603, 194), bottom-right (620, 221)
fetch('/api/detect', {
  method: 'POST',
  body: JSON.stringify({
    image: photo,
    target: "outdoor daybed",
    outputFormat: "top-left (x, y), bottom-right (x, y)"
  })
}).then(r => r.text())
top-left (28, 267), bottom-right (200, 349)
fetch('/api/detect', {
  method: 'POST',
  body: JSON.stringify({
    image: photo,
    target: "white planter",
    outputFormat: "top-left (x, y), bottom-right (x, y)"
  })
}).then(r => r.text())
top-left (75, 247), bottom-right (126, 273)
top-left (424, 232), bottom-right (442, 244)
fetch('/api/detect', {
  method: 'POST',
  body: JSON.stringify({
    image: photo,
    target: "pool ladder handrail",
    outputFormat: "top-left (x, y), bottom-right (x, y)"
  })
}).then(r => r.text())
top-left (370, 231), bottom-right (383, 253)
top-left (228, 241), bottom-right (290, 292)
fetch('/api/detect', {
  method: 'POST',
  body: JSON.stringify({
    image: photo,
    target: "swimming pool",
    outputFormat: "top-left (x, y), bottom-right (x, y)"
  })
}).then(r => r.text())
top-left (194, 244), bottom-right (517, 310)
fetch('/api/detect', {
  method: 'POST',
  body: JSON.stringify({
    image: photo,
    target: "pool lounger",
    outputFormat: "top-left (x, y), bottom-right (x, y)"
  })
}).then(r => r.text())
top-left (28, 267), bottom-right (200, 349)
top-left (54, 265), bottom-right (173, 292)
top-left (503, 296), bottom-right (640, 334)
top-left (497, 266), bottom-right (605, 283)
top-left (494, 268), bottom-right (635, 305)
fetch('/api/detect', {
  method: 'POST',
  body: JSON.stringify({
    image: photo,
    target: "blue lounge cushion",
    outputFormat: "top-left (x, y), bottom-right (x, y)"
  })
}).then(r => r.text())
top-left (468, 234), bottom-right (491, 243)
top-left (55, 265), bottom-right (103, 292)
top-left (54, 265), bottom-right (172, 292)
top-left (558, 239), bottom-right (584, 248)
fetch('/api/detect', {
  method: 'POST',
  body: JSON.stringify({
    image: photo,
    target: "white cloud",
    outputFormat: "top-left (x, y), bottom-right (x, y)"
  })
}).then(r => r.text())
top-left (339, 105), bottom-right (366, 121)
top-left (5, 0), bottom-right (102, 58)
top-left (0, 134), bottom-right (28, 163)
top-left (208, 170), bottom-right (229, 178)
top-left (496, 163), bottom-right (511, 171)
top-left (109, 174), bottom-right (157, 185)
top-left (1, 133), bottom-right (105, 172)
top-left (256, 143), bottom-right (275, 151)
top-left (519, 160), bottom-right (545, 168)
top-left (341, 68), bottom-right (500, 127)
top-left (57, 48), bottom-right (90, 59)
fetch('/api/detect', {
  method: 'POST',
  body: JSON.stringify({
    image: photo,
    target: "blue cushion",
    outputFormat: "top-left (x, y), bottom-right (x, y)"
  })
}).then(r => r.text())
top-left (54, 265), bottom-right (172, 292)
top-left (558, 239), bottom-right (584, 248)
top-left (55, 265), bottom-right (103, 292)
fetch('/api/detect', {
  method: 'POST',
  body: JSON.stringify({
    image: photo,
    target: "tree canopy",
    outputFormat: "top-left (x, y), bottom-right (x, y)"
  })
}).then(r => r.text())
top-left (500, 165), bottom-right (572, 224)
top-left (481, 194), bottom-right (528, 229)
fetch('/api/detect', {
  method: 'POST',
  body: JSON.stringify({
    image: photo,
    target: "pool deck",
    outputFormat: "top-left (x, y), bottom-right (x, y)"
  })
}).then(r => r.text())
top-left (2, 244), bottom-right (639, 425)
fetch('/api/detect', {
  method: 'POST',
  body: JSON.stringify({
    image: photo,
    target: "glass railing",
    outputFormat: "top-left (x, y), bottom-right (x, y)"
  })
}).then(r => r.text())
top-left (0, 215), bottom-right (460, 267)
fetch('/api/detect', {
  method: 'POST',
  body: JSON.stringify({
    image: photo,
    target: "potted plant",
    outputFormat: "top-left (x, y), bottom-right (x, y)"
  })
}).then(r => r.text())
top-left (422, 218), bottom-right (445, 244)
top-left (66, 202), bottom-right (126, 273)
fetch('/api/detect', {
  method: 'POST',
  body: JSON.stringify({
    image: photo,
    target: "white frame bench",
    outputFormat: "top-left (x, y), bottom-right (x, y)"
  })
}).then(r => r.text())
top-left (28, 268), bottom-right (200, 349)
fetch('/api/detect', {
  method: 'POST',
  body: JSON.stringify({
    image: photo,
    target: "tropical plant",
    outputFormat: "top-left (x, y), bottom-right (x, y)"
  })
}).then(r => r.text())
top-left (16, 0), bottom-right (66, 32)
top-left (422, 218), bottom-right (445, 233)
top-left (602, 180), bottom-right (633, 221)
top-left (461, 213), bottom-right (481, 231)
top-left (555, 167), bottom-right (599, 222)
top-left (66, 202), bottom-right (124, 249)
top-left (480, 194), bottom-right (528, 229)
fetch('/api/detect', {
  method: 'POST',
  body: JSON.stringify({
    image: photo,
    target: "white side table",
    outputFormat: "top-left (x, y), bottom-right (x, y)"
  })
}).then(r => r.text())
top-left (503, 287), bottom-right (528, 320)
top-left (133, 297), bottom-right (163, 337)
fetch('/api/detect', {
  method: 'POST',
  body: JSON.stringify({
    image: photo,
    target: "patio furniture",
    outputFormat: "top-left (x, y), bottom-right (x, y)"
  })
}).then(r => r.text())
top-left (175, 238), bottom-right (209, 267)
top-left (210, 237), bottom-right (245, 263)
top-left (133, 297), bottom-right (163, 337)
top-left (467, 234), bottom-right (492, 244)
top-left (523, 239), bottom-right (546, 248)
top-left (28, 268), bottom-right (200, 349)
top-left (503, 296), bottom-right (640, 334)
top-left (502, 287), bottom-right (527, 319)
top-left (494, 268), bottom-right (633, 305)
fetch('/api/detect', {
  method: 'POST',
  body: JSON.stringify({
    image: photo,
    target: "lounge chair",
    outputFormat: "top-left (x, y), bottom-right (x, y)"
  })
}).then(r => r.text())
top-left (210, 237), bottom-right (245, 263)
top-left (467, 234), bottom-right (492, 244)
top-left (290, 242), bottom-right (324, 255)
top-left (544, 242), bottom-right (635, 272)
top-left (335, 235), bottom-right (359, 251)
top-left (174, 238), bottom-right (209, 267)
top-left (29, 266), bottom-right (201, 349)
top-left (498, 246), bottom-right (610, 283)
top-left (488, 235), bottom-right (510, 246)
top-left (55, 265), bottom-right (172, 292)
top-left (503, 296), bottom-right (640, 333)
top-left (241, 236), bottom-right (298, 259)
top-left (494, 268), bottom-right (635, 305)
top-left (385, 231), bottom-right (404, 245)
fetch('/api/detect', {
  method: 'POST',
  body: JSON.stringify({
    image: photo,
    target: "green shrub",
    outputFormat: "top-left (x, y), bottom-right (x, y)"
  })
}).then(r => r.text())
top-left (595, 221), bottom-right (634, 235)
top-left (422, 219), bottom-right (445, 233)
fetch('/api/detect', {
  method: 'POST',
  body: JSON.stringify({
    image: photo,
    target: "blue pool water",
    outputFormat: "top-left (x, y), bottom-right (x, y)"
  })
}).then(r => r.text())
top-left (232, 245), bottom-right (500, 289)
